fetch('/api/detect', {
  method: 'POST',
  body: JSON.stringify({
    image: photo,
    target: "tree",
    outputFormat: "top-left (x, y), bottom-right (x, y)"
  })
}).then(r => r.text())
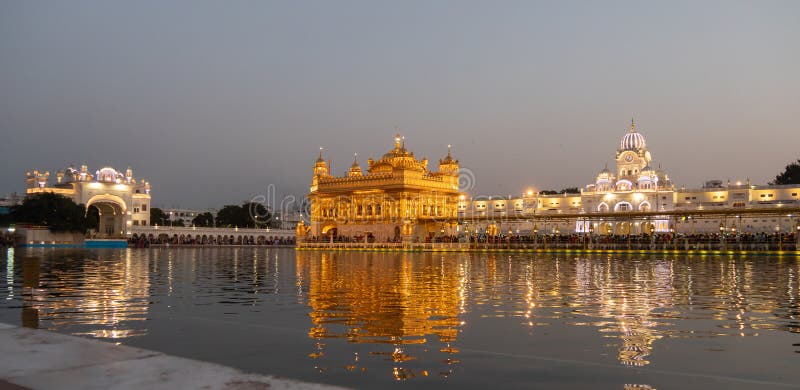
top-left (216, 202), bottom-right (271, 228)
top-left (245, 202), bottom-right (271, 227)
top-left (172, 218), bottom-right (185, 227)
top-left (150, 207), bottom-right (169, 226)
top-left (12, 192), bottom-right (88, 232)
top-left (560, 187), bottom-right (580, 194)
top-left (192, 212), bottom-right (215, 227)
top-left (770, 159), bottom-right (800, 185)
top-left (215, 205), bottom-right (247, 228)
top-left (86, 206), bottom-right (100, 230)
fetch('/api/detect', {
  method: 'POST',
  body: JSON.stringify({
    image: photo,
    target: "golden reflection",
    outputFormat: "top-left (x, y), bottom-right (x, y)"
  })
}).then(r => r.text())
top-left (19, 249), bottom-right (150, 339)
top-left (296, 251), bottom-right (465, 378)
top-left (5, 248), bottom-right (14, 300)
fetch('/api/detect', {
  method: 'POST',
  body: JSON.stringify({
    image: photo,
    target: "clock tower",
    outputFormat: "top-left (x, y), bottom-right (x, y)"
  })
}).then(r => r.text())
top-left (615, 119), bottom-right (651, 181)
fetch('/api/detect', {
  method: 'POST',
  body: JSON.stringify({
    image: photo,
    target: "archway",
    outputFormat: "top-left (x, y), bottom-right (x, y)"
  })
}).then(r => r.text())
top-left (614, 201), bottom-right (633, 212)
top-left (87, 202), bottom-right (124, 237)
top-left (86, 194), bottom-right (127, 238)
top-left (616, 222), bottom-right (632, 235)
top-left (599, 222), bottom-right (613, 235)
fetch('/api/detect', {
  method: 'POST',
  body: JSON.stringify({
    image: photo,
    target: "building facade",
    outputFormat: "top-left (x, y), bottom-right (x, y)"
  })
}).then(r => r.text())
top-left (455, 120), bottom-right (800, 235)
top-left (26, 165), bottom-right (151, 237)
top-left (306, 134), bottom-right (462, 242)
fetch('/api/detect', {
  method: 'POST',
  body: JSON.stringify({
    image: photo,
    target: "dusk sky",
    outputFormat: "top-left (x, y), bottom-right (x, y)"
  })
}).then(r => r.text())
top-left (2, 1), bottom-right (798, 209)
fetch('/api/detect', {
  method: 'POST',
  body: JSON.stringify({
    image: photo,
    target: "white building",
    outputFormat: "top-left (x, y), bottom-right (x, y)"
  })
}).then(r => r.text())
top-left (456, 120), bottom-right (800, 234)
top-left (26, 165), bottom-right (151, 237)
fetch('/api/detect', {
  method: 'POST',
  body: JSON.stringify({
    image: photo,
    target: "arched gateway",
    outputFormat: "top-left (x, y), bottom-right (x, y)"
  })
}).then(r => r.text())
top-left (26, 165), bottom-right (151, 237)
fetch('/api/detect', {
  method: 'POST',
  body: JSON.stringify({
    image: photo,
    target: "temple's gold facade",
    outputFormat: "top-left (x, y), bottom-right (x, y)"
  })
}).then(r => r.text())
top-left (307, 134), bottom-right (462, 242)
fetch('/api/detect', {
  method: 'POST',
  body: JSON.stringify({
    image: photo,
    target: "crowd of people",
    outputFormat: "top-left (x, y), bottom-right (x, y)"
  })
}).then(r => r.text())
top-left (302, 231), bottom-right (800, 251)
top-left (129, 233), bottom-right (295, 247)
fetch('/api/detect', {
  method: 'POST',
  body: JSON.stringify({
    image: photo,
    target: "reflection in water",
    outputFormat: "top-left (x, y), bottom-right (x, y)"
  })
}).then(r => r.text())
top-left (296, 251), bottom-right (466, 379)
top-left (1, 248), bottom-right (799, 387)
top-left (17, 248), bottom-right (150, 338)
top-left (296, 251), bottom-right (800, 377)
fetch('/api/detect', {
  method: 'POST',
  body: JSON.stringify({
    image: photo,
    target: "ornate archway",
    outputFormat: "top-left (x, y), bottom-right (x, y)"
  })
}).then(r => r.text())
top-left (615, 221), bottom-right (632, 235)
top-left (87, 194), bottom-right (127, 238)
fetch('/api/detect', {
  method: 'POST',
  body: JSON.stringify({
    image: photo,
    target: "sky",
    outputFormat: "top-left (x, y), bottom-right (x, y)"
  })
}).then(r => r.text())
top-left (1, 0), bottom-right (799, 209)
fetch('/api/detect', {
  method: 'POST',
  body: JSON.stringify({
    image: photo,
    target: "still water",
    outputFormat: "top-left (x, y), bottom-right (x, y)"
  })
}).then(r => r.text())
top-left (1, 247), bottom-right (799, 389)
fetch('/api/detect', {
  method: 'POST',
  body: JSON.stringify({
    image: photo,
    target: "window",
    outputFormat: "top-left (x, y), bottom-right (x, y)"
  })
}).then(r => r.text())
top-left (793, 193), bottom-right (798, 196)
top-left (142, 205), bottom-right (147, 211)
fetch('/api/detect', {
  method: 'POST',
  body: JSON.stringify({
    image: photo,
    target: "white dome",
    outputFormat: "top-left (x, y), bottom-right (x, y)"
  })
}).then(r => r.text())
top-left (619, 121), bottom-right (646, 151)
top-left (620, 131), bottom-right (646, 150)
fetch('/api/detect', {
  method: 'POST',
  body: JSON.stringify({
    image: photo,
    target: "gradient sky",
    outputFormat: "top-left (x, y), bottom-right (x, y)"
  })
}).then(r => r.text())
top-left (2, 1), bottom-right (799, 209)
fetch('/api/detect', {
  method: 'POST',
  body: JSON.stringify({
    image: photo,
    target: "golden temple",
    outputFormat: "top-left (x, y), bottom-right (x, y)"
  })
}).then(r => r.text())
top-left (303, 134), bottom-right (462, 242)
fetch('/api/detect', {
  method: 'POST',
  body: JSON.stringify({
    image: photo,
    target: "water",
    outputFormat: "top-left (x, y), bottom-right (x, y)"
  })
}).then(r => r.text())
top-left (2, 247), bottom-right (799, 389)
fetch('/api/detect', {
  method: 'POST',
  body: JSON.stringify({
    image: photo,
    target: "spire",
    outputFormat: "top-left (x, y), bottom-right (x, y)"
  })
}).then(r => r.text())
top-left (630, 118), bottom-right (636, 133)
top-left (394, 129), bottom-right (402, 150)
top-left (316, 147), bottom-right (325, 163)
top-left (351, 153), bottom-right (359, 167)
top-left (447, 144), bottom-right (452, 158)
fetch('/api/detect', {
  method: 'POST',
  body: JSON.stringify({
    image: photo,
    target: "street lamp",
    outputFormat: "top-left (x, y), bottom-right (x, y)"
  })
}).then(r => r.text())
top-left (670, 226), bottom-right (676, 250)
top-left (533, 224), bottom-right (539, 249)
top-left (588, 223), bottom-right (594, 250)
top-left (649, 224), bottom-right (656, 250)
top-left (554, 226), bottom-right (560, 248)
top-left (775, 224), bottom-right (781, 251)
top-left (796, 222), bottom-right (800, 250)
top-left (719, 222), bottom-right (725, 251)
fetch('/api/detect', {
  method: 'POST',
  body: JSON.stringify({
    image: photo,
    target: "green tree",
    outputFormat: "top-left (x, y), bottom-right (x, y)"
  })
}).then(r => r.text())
top-left (192, 212), bottom-right (215, 227)
top-left (86, 206), bottom-right (100, 230)
top-left (215, 205), bottom-right (247, 228)
top-left (770, 159), bottom-right (800, 185)
top-left (150, 207), bottom-right (169, 226)
top-left (172, 218), bottom-right (185, 227)
top-left (12, 192), bottom-right (88, 232)
top-left (216, 203), bottom-right (271, 228)
top-left (245, 202), bottom-right (271, 227)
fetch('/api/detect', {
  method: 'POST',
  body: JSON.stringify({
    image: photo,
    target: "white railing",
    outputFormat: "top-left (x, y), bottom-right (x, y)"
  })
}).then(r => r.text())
top-left (130, 225), bottom-right (295, 238)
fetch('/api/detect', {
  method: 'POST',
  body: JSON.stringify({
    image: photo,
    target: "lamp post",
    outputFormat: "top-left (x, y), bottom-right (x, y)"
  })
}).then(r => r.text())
top-left (670, 226), bottom-right (676, 251)
top-left (649, 224), bottom-right (655, 250)
top-left (588, 224), bottom-right (594, 250)
top-left (731, 223), bottom-right (738, 251)
top-left (543, 220), bottom-right (548, 250)
top-left (719, 222), bottom-right (725, 251)
top-left (775, 224), bottom-right (781, 251)
top-left (533, 224), bottom-right (539, 249)
top-left (554, 226), bottom-right (560, 249)
top-left (795, 221), bottom-right (800, 250)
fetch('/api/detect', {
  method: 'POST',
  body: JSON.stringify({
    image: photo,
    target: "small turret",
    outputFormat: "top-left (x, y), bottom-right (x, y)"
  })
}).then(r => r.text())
top-left (438, 144), bottom-right (459, 175)
top-left (313, 147), bottom-right (329, 177)
top-left (348, 153), bottom-right (363, 177)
